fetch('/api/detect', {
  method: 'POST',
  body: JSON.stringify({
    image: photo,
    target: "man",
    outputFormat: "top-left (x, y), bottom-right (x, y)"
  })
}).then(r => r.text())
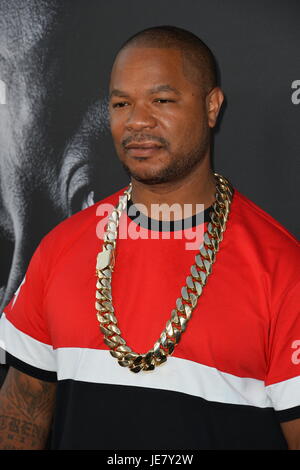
top-left (0, 26), bottom-right (299, 450)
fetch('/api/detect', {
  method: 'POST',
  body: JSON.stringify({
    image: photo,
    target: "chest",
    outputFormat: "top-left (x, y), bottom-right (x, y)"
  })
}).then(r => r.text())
top-left (45, 235), bottom-right (270, 380)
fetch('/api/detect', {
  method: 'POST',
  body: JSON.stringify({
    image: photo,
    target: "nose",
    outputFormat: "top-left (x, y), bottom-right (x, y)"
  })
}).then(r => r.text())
top-left (125, 103), bottom-right (156, 131)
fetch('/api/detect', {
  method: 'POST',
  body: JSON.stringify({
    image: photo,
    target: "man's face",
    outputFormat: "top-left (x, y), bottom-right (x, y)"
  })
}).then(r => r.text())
top-left (109, 47), bottom-right (214, 185)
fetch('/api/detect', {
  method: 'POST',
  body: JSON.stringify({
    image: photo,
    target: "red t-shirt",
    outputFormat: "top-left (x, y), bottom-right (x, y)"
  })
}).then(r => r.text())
top-left (0, 188), bottom-right (299, 449)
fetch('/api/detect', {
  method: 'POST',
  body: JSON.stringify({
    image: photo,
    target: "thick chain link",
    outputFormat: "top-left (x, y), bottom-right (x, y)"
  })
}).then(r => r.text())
top-left (95, 173), bottom-right (233, 373)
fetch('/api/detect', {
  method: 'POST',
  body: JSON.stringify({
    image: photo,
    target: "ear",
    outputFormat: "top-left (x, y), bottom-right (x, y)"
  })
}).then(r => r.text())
top-left (206, 87), bottom-right (224, 128)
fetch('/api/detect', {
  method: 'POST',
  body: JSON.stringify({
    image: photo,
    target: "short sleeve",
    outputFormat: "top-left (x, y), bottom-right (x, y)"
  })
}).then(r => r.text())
top-left (265, 280), bottom-right (300, 422)
top-left (0, 243), bottom-right (57, 382)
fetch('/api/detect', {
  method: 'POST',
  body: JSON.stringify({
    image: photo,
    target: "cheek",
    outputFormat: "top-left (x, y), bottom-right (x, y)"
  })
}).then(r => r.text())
top-left (162, 107), bottom-right (206, 144)
top-left (167, 119), bottom-right (203, 152)
top-left (161, 115), bottom-right (188, 145)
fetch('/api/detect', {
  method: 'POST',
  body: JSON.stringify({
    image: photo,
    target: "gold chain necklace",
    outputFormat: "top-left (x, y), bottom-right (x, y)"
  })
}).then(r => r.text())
top-left (95, 173), bottom-right (233, 373)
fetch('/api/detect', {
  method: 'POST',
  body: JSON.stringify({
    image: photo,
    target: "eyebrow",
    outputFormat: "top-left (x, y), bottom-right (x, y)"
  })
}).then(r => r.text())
top-left (148, 84), bottom-right (181, 96)
top-left (109, 84), bottom-right (181, 100)
top-left (109, 89), bottom-right (130, 99)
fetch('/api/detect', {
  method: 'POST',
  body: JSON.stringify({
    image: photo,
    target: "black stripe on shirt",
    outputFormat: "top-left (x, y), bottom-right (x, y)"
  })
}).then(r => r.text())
top-left (5, 352), bottom-right (57, 382)
top-left (276, 405), bottom-right (300, 423)
top-left (52, 380), bottom-right (288, 450)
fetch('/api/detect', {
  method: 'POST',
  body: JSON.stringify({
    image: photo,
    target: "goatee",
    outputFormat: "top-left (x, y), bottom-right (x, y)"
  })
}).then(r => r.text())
top-left (121, 132), bottom-right (210, 185)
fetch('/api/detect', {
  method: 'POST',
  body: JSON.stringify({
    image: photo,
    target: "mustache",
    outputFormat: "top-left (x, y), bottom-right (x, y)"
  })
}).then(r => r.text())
top-left (121, 134), bottom-right (169, 149)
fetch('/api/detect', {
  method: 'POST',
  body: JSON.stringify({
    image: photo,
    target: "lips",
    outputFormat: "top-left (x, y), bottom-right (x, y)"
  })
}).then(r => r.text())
top-left (125, 142), bottom-right (163, 157)
top-left (125, 142), bottom-right (162, 149)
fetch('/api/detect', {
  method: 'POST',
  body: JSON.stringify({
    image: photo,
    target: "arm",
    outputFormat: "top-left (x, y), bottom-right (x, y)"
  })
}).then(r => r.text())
top-left (0, 367), bottom-right (56, 450)
top-left (280, 419), bottom-right (300, 450)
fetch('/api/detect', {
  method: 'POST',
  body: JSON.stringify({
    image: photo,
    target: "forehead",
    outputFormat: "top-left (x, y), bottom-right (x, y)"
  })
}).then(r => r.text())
top-left (110, 46), bottom-right (192, 93)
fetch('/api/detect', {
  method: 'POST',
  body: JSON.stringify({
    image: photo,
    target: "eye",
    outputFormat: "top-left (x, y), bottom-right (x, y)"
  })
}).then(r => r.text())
top-left (112, 101), bottom-right (129, 108)
top-left (154, 98), bottom-right (175, 104)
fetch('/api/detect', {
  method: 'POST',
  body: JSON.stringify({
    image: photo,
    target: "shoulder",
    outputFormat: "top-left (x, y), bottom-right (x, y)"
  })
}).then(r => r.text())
top-left (231, 190), bottom-right (299, 248)
top-left (229, 190), bottom-right (299, 289)
top-left (38, 187), bottom-right (126, 262)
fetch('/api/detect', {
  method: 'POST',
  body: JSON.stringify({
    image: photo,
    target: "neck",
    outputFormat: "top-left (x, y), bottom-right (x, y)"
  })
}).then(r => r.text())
top-left (130, 158), bottom-right (216, 222)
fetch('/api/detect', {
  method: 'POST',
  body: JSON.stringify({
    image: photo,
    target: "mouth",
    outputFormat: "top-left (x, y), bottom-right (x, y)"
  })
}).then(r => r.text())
top-left (125, 142), bottom-right (164, 158)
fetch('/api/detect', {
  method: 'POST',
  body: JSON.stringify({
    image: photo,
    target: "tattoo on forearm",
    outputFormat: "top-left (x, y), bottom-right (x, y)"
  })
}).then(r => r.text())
top-left (0, 415), bottom-right (48, 448)
top-left (0, 369), bottom-right (56, 449)
top-left (4, 372), bottom-right (55, 421)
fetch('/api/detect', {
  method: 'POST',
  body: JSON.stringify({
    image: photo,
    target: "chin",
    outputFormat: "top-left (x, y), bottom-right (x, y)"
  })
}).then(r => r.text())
top-left (130, 170), bottom-right (178, 185)
top-left (122, 161), bottom-right (169, 184)
top-left (133, 176), bottom-right (168, 185)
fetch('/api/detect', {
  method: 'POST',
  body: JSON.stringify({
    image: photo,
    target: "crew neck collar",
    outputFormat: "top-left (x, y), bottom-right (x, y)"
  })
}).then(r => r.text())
top-left (126, 199), bottom-right (211, 232)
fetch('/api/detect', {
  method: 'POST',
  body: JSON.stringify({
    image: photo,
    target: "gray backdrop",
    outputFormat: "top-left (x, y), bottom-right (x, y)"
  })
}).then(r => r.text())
top-left (0, 0), bottom-right (299, 333)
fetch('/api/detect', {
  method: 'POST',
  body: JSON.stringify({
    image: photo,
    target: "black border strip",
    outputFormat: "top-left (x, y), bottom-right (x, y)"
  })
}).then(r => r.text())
top-left (127, 199), bottom-right (211, 231)
top-left (126, 189), bottom-right (235, 232)
top-left (6, 352), bottom-right (57, 382)
top-left (276, 405), bottom-right (300, 423)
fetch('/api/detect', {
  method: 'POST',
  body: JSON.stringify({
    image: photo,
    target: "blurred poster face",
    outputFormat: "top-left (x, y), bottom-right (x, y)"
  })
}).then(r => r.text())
top-left (0, 1), bottom-right (109, 310)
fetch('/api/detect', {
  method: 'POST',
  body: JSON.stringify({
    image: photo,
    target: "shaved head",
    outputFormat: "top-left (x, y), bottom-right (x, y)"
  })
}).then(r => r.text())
top-left (116, 25), bottom-right (218, 95)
